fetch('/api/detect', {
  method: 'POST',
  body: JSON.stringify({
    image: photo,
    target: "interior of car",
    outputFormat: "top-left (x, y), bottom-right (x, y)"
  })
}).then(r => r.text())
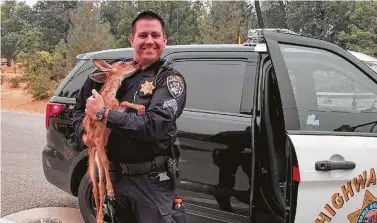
top-left (249, 56), bottom-right (290, 223)
top-left (282, 48), bottom-right (377, 133)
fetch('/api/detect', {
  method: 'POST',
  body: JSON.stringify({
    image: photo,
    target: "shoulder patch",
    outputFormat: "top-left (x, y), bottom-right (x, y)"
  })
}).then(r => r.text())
top-left (167, 75), bottom-right (184, 98)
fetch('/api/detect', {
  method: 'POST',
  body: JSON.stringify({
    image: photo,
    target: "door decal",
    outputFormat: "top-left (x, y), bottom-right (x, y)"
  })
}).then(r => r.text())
top-left (348, 190), bottom-right (377, 223)
top-left (315, 168), bottom-right (376, 222)
top-left (306, 114), bottom-right (320, 126)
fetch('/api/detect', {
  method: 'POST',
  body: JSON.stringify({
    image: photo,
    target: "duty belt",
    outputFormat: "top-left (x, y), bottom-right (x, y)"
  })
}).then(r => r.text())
top-left (119, 156), bottom-right (167, 175)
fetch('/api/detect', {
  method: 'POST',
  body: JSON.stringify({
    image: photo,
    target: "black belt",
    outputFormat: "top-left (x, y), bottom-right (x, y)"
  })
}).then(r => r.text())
top-left (119, 156), bottom-right (167, 175)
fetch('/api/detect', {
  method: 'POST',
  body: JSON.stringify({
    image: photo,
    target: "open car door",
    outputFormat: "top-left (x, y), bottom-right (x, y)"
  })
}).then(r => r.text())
top-left (262, 31), bottom-right (377, 223)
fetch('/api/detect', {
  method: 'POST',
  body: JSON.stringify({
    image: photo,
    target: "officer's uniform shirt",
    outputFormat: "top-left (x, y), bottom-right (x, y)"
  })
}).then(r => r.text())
top-left (73, 59), bottom-right (187, 164)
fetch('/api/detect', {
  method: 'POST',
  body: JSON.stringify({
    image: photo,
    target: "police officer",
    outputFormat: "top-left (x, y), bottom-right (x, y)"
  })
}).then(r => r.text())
top-left (73, 11), bottom-right (187, 223)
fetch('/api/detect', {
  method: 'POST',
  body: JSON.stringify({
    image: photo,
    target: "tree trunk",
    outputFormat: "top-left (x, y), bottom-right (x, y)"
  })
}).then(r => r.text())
top-left (255, 0), bottom-right (264, 28)
top-left (279, 1), bottom-right (288, 28)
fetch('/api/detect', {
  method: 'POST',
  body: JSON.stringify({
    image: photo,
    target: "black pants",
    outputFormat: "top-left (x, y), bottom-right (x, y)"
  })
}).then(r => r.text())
top-left (111, 172), bottom-right (176, 223)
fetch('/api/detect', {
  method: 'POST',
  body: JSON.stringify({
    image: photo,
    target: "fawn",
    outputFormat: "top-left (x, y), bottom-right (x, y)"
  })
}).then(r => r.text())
top-left (82, 59), bottom-right (145, 223)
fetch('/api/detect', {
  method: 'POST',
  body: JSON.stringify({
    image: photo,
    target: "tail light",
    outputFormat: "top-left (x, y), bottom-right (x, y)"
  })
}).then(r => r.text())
top-left (45, 102), bottom-right (65, 129)
top-left (293, 166), bottom-right (300, 182)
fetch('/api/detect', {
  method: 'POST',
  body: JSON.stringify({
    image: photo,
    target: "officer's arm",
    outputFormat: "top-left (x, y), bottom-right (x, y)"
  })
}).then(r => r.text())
top-left (105, 73), bottom-right (186, 140)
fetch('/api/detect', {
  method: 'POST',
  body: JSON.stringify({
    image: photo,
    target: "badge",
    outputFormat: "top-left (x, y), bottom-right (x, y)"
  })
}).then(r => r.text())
top-left (167, 75), bottom-right (184, 98)
top-left (348, 190), bottom-right (377, 223)
top-left (140, 80), bottom-right (155, 95)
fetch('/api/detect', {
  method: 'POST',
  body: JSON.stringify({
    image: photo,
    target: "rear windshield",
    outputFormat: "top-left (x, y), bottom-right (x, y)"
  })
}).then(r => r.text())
top-left (57, 59), bottom-right (96, 98)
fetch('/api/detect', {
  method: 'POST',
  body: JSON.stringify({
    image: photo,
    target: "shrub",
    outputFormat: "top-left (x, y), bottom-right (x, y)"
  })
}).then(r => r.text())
top-left (26, 74), bottom-right (58, 99)
top-left (8, 76), bottom-right (22, 88)
top-left (15, 50), bottom-right (68, 100)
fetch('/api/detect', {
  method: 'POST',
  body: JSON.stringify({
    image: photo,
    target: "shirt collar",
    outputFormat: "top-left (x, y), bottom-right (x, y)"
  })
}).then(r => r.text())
top-left (139, 59), bottom-right (164, 77)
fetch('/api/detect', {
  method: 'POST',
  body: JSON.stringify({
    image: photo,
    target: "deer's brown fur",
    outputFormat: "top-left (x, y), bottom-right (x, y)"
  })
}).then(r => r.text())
top-left (82, 59), bottom-right (145, 223)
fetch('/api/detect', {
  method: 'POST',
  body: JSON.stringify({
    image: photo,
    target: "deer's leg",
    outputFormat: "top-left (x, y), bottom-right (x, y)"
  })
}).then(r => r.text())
top-left (96, 129), bottom-right (114, 199)
top-left (120, 101), bottom-right (145, 115)
top-left (95, 150), bottom-right (105, 223)
top-left (88, 148), bottom-right (100, 216)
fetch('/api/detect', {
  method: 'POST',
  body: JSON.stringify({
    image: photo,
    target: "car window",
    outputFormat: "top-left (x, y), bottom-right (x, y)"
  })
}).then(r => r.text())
top-left (279, 44), bottom-right (377, 133)
top-left (58, 60), bottom-right (96, 98)
top-left (58, 59), bottom-right (115, 98)
top-left (172, 59), bottom-right (247, 113)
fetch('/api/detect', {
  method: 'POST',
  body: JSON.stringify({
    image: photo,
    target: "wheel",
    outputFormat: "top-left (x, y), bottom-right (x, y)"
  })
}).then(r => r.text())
top-left (78, 175), bottom-right (116, 223)
top-left (78, 174), bottom-right (97, 223)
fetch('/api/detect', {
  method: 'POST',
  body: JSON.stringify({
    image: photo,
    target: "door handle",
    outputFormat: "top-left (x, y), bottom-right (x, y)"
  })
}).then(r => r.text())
top-left (315, 160), bottom-right (356, 171)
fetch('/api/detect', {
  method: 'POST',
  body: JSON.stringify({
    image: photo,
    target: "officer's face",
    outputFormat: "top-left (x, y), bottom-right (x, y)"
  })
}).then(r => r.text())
top-left (130, 19), bottom-right (167, 66)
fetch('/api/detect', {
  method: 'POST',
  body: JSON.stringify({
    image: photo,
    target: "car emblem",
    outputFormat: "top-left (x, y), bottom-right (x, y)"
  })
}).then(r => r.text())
top-left (348, 190), bottom-right (377, 223)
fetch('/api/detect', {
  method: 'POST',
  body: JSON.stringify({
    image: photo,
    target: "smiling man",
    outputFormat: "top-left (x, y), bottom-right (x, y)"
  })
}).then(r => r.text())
top-left (73, 11), bottom-right (187, 223)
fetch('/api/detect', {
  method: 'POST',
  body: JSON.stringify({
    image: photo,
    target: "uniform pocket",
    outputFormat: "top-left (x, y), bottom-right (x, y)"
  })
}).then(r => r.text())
top-left (148, 173), bottom-right (171, 193)
top-left (148, 177), bottom-right (174, 216)
top-left (133, 174), bottom-right (175, 217)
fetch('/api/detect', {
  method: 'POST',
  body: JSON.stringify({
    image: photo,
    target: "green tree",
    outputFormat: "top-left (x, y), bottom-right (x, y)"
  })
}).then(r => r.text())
top-left (1, 1), bottom-right (36, 61)
top-left (16, 49), bottom-right (64, 99)
top-left (33, 1), bottom-right (78, 52)
top-left (339, 1), bottom-right (377, 56)
top-left (262, 1), bottom-right (287, 28)
top-left (116, 16), bottom-right (133, 47)
top-left (59, 2), bottom-right (116, 69)
top-left (199, 1), bottom-right (252, 44)
top-left (286, 1), bottom-right (351, 46)
top-left (99, 1), bottom-right (134, 47)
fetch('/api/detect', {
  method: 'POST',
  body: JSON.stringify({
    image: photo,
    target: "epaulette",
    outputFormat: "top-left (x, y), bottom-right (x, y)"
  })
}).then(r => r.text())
top-left (153, 59), bottom-right (173, 85)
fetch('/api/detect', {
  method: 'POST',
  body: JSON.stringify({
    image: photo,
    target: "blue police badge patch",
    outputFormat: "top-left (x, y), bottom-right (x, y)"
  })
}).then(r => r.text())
top-left (167, 75), bottom-right (184, 98)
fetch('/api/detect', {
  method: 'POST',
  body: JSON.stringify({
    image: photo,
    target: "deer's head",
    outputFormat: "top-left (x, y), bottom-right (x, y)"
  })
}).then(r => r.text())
top-left (89, 58), bottom-right (140, 84)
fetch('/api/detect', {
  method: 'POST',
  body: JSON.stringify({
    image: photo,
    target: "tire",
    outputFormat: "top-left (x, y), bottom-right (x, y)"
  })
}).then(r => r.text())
top-left (78, 174), bottom-right (96, 223)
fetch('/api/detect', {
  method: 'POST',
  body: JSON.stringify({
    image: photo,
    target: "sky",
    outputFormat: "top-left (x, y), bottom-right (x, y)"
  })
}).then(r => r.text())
top-left (19, 0), bottom-right (38, 6)
top-left (0, 0), bottom-right (39, 6)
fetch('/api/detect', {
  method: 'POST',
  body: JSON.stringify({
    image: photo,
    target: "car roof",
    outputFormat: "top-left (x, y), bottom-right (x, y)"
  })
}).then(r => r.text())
top-left (348, 50), bottom-right (377, 62)
top-left (77, 44), bottom-right (256, 60)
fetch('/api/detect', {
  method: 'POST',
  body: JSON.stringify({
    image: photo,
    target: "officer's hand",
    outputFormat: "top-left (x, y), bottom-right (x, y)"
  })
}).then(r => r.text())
top-left (82, 133), bottom-right (96, 148)
top-left (86, 89), bottom-right (105, 120)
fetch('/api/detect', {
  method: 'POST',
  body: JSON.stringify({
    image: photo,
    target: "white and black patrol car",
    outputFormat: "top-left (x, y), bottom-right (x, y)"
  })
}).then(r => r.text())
top-left (42, 29), bottom-right (377, 223)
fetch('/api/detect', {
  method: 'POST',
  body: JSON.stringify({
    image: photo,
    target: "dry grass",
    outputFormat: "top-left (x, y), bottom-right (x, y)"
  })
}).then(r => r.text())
top-left (1, 66), bottom-right (48, 114)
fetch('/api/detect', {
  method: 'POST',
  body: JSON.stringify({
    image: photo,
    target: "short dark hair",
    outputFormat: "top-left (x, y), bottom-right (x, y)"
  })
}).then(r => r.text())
top-left (131, 11), bottom-right (165, 34)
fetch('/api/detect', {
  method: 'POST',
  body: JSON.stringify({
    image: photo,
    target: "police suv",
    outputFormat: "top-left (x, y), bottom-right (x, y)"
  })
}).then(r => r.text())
top-left (42, 29), bottom-right (377, 223)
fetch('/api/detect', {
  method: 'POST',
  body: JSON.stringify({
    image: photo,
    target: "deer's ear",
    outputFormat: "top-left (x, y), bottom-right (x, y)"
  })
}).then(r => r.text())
top-left (91, 58), bottom-right (112, 72)
top-left (89, 71), bottom-right (106, 83)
